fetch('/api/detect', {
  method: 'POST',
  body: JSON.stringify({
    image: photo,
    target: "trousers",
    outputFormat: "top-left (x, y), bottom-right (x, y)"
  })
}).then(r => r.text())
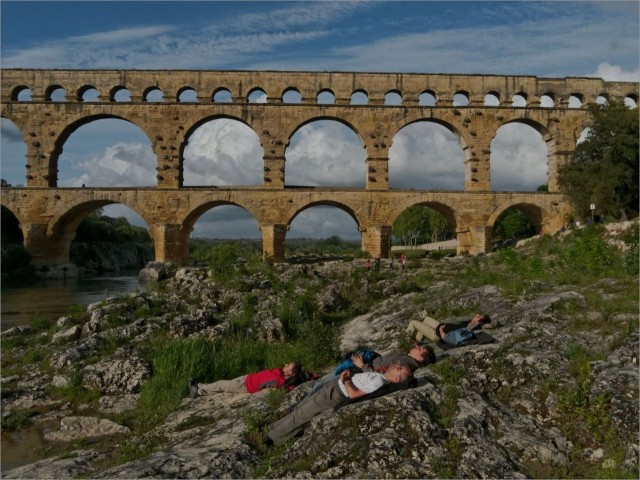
top-left (266, 380), bottom-right (347, 445)
top-left (406, 315), bottom-right (441, 342)
top-left (197, 375), bottom-right (247, 395)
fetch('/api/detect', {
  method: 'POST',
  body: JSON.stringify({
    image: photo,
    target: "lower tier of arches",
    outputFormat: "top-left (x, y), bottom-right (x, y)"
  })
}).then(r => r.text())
top-left (1, 187), bottom-right (572, 267)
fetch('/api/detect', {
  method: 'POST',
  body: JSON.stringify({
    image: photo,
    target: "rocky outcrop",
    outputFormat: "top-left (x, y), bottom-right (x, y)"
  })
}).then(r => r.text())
top-left (2, 225), bottom-right (638, 478)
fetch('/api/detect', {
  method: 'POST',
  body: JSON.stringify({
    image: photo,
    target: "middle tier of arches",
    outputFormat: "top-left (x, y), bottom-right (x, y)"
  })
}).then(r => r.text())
top-left (6, 102), bottom-right (587, 192)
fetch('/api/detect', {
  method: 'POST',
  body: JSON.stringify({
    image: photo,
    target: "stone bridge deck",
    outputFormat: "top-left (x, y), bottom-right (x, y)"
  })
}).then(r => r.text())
top-left (1, 186), bottom-right (569, 266)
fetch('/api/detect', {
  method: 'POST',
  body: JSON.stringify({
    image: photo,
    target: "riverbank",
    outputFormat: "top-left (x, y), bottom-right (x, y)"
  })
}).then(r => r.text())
top-left (1, 223), bottom-right (638, 478)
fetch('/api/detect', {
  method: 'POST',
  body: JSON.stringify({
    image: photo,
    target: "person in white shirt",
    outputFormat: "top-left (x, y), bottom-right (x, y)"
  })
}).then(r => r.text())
top-left (263, 364), bottom-right (413, 446)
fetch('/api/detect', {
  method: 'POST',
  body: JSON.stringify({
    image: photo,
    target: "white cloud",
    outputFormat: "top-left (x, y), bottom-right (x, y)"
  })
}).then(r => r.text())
top-left (67, 26), bottom-right (175, 44)
top-left (285, 121), bottom-right (366, 187)
top-left (389, 123), bottom-right (465, 190)
top-left (60, 142), bottom-right (156, 187)
top-left (490, 124), bottom-right (547, 191)
top-left (591, 63), bottom-right (640, 82)
top-left (183, 120), bottom-right (263, 186)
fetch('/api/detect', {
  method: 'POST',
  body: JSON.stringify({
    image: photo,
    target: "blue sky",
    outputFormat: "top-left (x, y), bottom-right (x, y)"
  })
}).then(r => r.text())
top-left (1, 1), bottom-right (638, 239)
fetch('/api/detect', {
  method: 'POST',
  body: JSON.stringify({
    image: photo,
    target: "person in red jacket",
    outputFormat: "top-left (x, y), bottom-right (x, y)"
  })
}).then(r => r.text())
top-left (190, 362), bottom-right (302, 397)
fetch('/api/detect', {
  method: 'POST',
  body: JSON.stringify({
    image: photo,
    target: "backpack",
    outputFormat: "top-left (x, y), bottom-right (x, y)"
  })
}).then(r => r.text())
top-left (443, 327), bottom-right (475, 346)
top-left (334, 349), bottom-right (381, 375)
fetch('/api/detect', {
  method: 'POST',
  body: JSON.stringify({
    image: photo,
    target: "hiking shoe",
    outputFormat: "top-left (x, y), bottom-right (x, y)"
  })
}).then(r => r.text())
top-left (189, 378), bottom-right (200, 398)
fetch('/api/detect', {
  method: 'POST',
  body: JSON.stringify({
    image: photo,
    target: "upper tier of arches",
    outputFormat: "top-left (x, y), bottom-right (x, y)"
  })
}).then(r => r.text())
top-left (3, 69), bottom-right (638, 107)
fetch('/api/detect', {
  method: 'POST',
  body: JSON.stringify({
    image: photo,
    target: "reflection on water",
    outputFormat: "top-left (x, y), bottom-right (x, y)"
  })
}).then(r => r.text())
top-left (1, 271), bottom-right (145, 329)
top-left (1, 421), bottom-right (61, 474)
top-left (1, 271), bottom-right (145, 473)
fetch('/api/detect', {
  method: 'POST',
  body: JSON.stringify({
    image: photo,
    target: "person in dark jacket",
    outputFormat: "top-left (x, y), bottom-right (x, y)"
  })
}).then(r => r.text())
top-left (407, 313), bottom-right (497, 349)
top-left (296, 342), bottom-right (434, 403)
top-left (265, 364), bottom-right (412, 445)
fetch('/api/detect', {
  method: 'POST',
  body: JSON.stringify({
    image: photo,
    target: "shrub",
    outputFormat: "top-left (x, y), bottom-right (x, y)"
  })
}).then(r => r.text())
top-left (207, 243), bottom-right (238, 284)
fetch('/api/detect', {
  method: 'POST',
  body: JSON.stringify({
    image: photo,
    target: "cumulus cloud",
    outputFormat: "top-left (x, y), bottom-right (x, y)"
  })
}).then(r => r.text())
top-left (285, 121), bottom-right (366, 187)
top-left (591, 63), bottom-right (640, 82)
top-left (490, 124), bottom-right (548, 191)
top-left (183, 120), bottom-right (263, 186)
top-left (60, 142), bottom-right (156, 188)
top-left (389, 123), bottom-right (465, 190)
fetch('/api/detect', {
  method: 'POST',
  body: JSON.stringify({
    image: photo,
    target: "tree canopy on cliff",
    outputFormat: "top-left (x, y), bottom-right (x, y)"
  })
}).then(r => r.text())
top-left (558, 101), bottom-right (639, 221)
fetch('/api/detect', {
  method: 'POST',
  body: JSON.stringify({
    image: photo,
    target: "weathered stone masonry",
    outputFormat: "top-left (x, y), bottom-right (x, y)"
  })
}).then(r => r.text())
top-left (1, 69), bottom-right (638, 265)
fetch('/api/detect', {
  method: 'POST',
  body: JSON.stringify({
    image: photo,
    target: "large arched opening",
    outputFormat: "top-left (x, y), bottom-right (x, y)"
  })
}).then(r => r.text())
top-left (285, 120), bottom-right (366, 187)
top-left (50, 201), bottom-right (153, 272)
top-left (391, 203), bottom-right (457, 251)
top-left (490, 122), bottom-right (548, 191)
top-left (183, 203), bottom-right (261, 265)
top-left (286, 204), bottom-right (361, 259)
top-left (1, 118), bottom-right (27, 186)
top-left (389, 121), bottom-right (465, 190)
top-left (490, 204), bottom-right (545, 249)
top-left (182, 118), bottom-right (263, 186)
top-left (56, 118), bottom-right (156, 187)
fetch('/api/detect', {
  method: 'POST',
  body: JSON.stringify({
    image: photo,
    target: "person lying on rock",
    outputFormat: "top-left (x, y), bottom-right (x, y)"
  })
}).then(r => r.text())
top-left (261, 363), bottom-right (413, 446)
top-left (190, 361), bottom-right (306, 397)
top-left (297, 342), bottom-right (435, 402)
top-left (407, 313), bottom-right (498, 349)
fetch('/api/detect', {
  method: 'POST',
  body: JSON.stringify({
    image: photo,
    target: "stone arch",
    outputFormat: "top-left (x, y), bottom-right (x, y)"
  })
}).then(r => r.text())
top-left (286, 200), bottom-right (361, 232)
top-left (317, 89), bottom-right (335, 104)
top-left (388, 199), bottom-right (458, 232)
top-left (351, 89), bottom-right (369, 105)
top-left (247, 87), bottom-right (268, 103)
top-left (385, 90), bottom-right (403, 105)
top-left (512, 92), bottom-right (528, 107)
top-left (143, 87), bottom-right (163, 102)
top-left (182, 199), bottom-right (261, 235)
top-left (485, 91), bottom-right (501, 106)
top-left (11, 85), bottom-right (31, 101)
top-left (453, 90), bottom-right (470, 106)
top-left (52, 113), bottom-right (156, 186)
top-left (48, 197), bottom-right (153, 239)
top-left (282, 87), bottom-right (301, 103)
top-left (284, 116), bottom-right (366, 187)
top-left (0, 204), bottom-right (26, 244)
top-left (419, 90), bottom-right (437, 106)
top-left (388, 119), bottom-right (467, 190)
top-left (490, 117), bottom-right (551, 191)
top-left (77, 84), bottom-right (99, 102)
top-left (487, 200), bottom-right (548, 234)
top-left (0, 117), bottom-right (28, 185)
top-left (213, 87), bottom-right (233, 103)
top-left (45, 197), bottom-right (154, 265)
top-left (46, 85), bottom-right (66, 102)
top-left (624, 93), bottom-right (638, 108)
top-left (177, 87), bottom-right (198, 102)
top-left (110, 85), bottom-right (130, 102)
top-left (180, 114), bottom-right (263, 185)
top-left (540, 92), bottom-right (555, 107)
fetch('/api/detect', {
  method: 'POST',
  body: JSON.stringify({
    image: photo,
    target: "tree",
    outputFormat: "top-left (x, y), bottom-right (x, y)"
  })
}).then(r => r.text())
top-left (558, 101), bottom-right (639, 220)
top-left (493, 208), bottom-right (535, 241)
top-left (392, 206), bottom-right (454, 246)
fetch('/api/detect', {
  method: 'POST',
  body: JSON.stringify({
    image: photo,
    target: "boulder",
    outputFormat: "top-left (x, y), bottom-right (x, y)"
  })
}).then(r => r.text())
top-left (44, 416), bottom-right (130, 441)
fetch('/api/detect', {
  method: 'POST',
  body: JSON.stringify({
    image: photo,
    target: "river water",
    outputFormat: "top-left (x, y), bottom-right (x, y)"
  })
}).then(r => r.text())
top-left (1, 271), bottom-right (145, 473)
top-left (1, 271), bottom-right (145, 329)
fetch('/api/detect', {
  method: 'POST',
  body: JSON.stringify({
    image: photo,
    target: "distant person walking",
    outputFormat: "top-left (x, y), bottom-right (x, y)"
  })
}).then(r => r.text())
top-left (399, 253), bottom-right (406, 271)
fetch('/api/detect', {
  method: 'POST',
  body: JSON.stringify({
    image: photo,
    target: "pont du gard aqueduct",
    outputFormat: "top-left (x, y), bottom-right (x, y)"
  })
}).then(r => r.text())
top-left (1, 69), bottom-right (638, 267)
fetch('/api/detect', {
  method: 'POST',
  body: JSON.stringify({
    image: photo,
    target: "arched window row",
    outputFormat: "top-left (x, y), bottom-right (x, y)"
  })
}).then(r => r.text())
top-left (5, 70), bottom-right (637, 108)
